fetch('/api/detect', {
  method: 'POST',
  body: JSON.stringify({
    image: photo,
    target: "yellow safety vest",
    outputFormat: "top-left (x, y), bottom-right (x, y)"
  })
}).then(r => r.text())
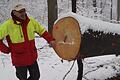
top-left (0, 17), bottom-right (46, 43)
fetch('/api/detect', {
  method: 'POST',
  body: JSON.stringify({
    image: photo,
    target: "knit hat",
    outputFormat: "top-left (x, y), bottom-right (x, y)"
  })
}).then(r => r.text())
top-left (12, 4), bottom-right (25, 11)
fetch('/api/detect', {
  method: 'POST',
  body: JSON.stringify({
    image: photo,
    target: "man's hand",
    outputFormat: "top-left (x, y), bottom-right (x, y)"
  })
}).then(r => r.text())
top-left (0, 40), bottom-right (11, 54)
top-left (49, 41), bottom-right (57, 48)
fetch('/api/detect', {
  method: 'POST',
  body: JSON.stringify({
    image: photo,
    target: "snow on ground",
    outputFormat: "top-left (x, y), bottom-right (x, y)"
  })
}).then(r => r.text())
top-left (0, 38), bottom-right (120, 80)
top-left (1, 12), bottom-right (120, 80)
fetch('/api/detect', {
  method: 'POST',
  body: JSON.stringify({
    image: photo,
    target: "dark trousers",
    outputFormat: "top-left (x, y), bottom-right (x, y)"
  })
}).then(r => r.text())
top-left (15, 61), bottom-right (40, 80)
top-left (77, 59), bottom-right (83, 80)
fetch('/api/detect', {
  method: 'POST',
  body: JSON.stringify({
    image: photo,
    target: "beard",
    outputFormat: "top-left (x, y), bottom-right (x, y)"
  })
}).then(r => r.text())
top-left (19, 14), bottom-right (26, 20)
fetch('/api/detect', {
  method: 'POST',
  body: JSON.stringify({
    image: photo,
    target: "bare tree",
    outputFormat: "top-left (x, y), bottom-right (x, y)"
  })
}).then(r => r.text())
top-left (110, 0), bottom-right (112, 20)
top-left (100, 0), bottom-right (103, 14)
top-left (47, 0), bottom-right (58, 33)
top-left (117, 0), bottom-right (120, 21)
top-left (93, 0), bottom-right (97, 13)
top-left (72, 0), bottom-right (77, 13)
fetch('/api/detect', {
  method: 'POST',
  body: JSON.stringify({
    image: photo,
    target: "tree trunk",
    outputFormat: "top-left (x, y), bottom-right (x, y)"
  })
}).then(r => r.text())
top-left (93, 0), bottom-right (96, 7)
top-left (110, 0), bottom-right (112, 20)
top-left (72, 0), bottom-right (77, 13)
top-left (117, 0), bottom-right (120, 21)
top-left (47, 0), bottom-right (58, 33)
top-left (93, 0), bottom-right (97, 13)
top-left (100, 0), bottom-right (103, 14)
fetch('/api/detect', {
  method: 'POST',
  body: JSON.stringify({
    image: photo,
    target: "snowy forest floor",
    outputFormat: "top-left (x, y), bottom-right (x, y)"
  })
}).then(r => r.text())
top-left (1, 38), bottom-right (120, 80)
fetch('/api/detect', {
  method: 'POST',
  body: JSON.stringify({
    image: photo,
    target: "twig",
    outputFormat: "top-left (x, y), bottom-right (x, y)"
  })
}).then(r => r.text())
top-left (37, 45), bottom-right (49, 51)
top-left (63, 60), bottom-right (76, 80)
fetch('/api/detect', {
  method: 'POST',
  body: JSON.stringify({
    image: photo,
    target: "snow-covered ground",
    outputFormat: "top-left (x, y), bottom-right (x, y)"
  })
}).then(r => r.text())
top-left (1, 1), bottom-right (120, 79)
top-left (0, 38), bottom-right (120, 80)
top-left (1, 11), bottom-right (120, 80)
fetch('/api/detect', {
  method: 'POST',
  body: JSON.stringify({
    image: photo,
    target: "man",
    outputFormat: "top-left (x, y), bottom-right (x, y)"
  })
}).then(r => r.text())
top-left (0, 4), bottom-right (55, 80)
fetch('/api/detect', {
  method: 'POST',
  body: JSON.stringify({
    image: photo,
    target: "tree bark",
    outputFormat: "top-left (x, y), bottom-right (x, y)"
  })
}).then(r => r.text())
top-left (93, 0), bottom-right (97, 13)
top-left (72, 0), bottom-right (77, 13)
top-left (47, 0), bottom-right (58, 33)
top-left (110, 0), bottom-right (112, 20)
top-left (117, 0), bottom-right (120, 21)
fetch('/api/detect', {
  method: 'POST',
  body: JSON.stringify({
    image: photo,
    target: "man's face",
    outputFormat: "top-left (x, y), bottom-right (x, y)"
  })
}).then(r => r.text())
top-left (13, 9), bottom-right (26, 20)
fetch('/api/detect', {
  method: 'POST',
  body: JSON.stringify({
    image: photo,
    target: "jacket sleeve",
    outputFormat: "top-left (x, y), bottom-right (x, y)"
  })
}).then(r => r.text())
top-left (32, 18), bottom-right (46, 36)
top-left (41, 31), bottom-right (55, 43)
top-left (0, 22), bottom-right (10, 54)
top-left (0, 22), bottom-right (9, 40)
top-left (32, 18), bottom-right (54, 43)
top-left (0, 40), bottom-right (10, 53)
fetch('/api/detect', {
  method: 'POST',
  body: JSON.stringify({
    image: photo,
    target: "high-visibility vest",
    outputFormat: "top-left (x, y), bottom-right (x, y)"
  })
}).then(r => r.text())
top-left (0, 17), bottom-right (46, 43)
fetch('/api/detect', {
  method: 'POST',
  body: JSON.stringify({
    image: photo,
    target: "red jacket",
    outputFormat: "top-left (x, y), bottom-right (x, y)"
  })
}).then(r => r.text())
top-left (0, 17), bottom-right (54, 66)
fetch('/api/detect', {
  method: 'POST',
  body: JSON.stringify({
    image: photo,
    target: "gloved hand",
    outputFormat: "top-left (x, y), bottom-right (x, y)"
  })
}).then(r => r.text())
top-left (0, 40), bottom-right (11, 54)
top-left (49, 40), bottom-right (57, 49)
